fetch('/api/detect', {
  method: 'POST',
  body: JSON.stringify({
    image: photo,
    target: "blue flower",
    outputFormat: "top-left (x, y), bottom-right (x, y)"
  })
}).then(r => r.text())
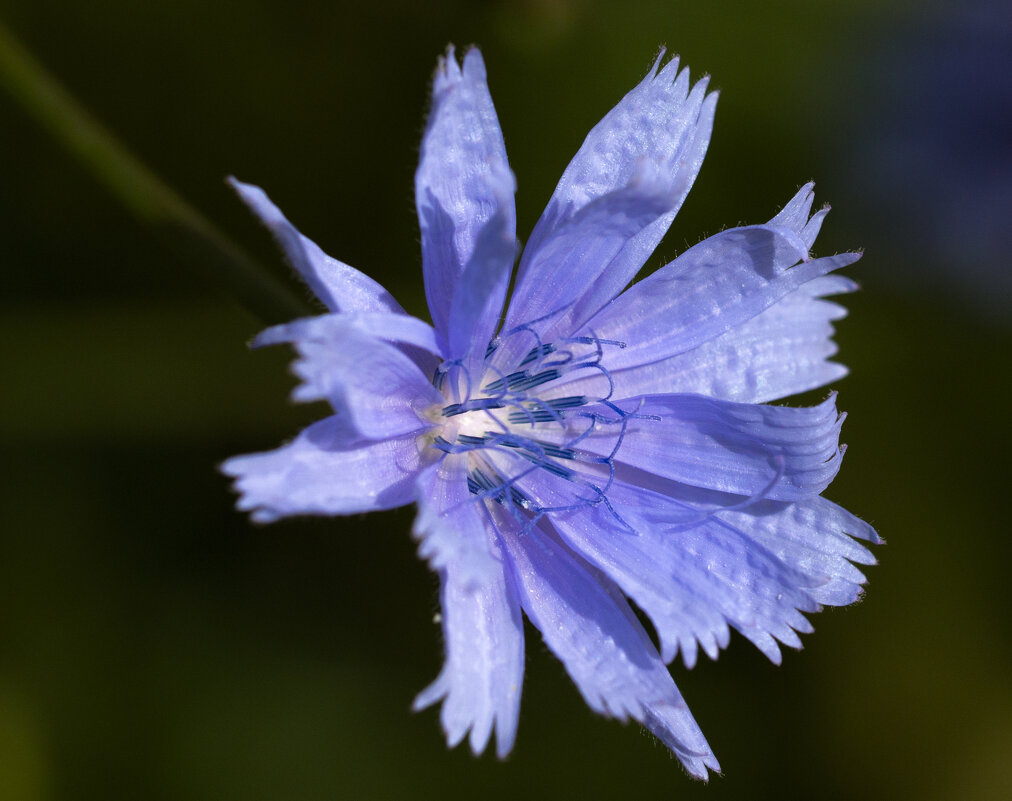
top-left (222, 47), bottom-right (878, 779)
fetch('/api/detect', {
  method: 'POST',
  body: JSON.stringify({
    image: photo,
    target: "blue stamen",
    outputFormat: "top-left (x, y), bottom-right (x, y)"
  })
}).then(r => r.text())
top-left (431, 328), bottom-right (646, 530)
top-left (481, 370), bottom-right (527, 394)
top-left (431, 435), bottom-right (487, 454)
top-left (541, 443), bottom-right (577, 460)
top-left (467, 467), bottom-right (532, 510)
top-left (442, 398), bottom-right (506, 417)
top-left (510, 368), bottom-right (561, 391)
top-left (507, 409), bottom-right (563, 424)
top-left (562, 334), bottom-right (626, 349)
top-left (519, 344), bottom-right (556, 367)
top-left (431, 435), bottom-right (454, 453)
top-left (491, 433), bottom-right (576, 462)
top-left (521, 454), bottom-right (573, 480)
top-left (483, 368), bottom-right (561, 394)
top-left (546, 395), bottom-right (587, 409)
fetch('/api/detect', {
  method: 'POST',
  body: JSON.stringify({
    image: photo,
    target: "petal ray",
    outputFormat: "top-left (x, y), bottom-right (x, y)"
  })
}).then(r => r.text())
top-left (581, 223), bottom-right (858, 372)
top-left (502, 57), bottom-right (716, 350)
top-left (551, 393), bottom-right (845, 501)
top-left (229, 178), bottom-right (405, 314)
top-left (497, 514), bottom-right (719, 779)
top-left (221, 415), bottom-right (423, 523)
top-left (417, 48), bottom-right (516, 346)
top-left (413, 456), bottom-right (499, 587)
top-left (543, 478), bottom-right (824, 667)
top-left (447, 197), bottom-right (517, 375)
top-left (557, 273), bottom-right (856, 403)
top-left (282, 322), bottom-right (443, 439)
top-left (413, 531), bottom-right (525, 759)
top-left (254, 311), bottom-right (442, 357)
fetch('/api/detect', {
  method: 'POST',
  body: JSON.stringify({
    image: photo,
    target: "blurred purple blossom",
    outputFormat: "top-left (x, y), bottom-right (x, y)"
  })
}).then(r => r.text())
top-left (849, 0), bottom-right (1012, 322)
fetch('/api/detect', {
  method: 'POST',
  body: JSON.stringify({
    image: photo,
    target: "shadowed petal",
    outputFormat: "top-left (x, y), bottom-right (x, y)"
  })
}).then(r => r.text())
top-left (562, 90), bottom-right (717, 334)
top-left (229, 178), bottom-right (405, 314)
top-left (502, 60), bottom-right (716, 353)
top-left (498, 174), bottom-right (680, 362)
top-left (542, 477), bottom-right (828, 667)
top-left (558, 185), bottom-right (860, 403)
top-left (413, 456), bottom-right (499, 588)
top-left (221, 415), bottom-right (423, 523)
top-left (579, 274), bottom-right (855, 403)
top-left (413, 531), bottom-right (524, 759)
top-left (447, 197), bottom-right (517, 375)
top-left (497, 514), bottom-right (719, 780)
top-left (417, 48), bottom-right (516, 346)
top-left (254, 311), bottom-right (442, 357)
top-left (514, 54), bottom-right (717, 332)
top-left (281, 322), bottom-right (443, 439)
top-left (718, 496), bottom-right (880, 606)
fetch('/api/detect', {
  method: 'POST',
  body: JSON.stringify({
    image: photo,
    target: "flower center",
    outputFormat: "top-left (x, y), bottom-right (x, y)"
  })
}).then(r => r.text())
top-left (426, 331), bottom-right (639, 519)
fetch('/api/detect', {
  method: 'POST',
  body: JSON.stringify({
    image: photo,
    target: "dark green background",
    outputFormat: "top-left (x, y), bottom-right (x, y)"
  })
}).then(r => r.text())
top-left (2, 1), bottom-right (1009, 799)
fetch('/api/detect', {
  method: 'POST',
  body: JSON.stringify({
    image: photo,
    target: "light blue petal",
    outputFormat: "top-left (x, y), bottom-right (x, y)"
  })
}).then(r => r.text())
top-left (555, 187), bottom-right (859, 402)
top-left (771, 182), bottom-right (830, 251)
top-left (497, 515), bottom-right (719, 780)
top-left (282, 321), bottom-right (443, 439)
top-left (559, 272), bottom-right (856, 403)
top-left (229, 178), bottom-right (405, 314)
top-left (500, 71), bottom-right (716, 359)
top-left (544, 477), bottom-right (828, 668)
top-left (562, 393), bottom-right (844, 501)
top-left (497, 174), bottom-right (680, 369)
top-left (412, 456), bottom-right (499, 588)
top-left (413, 531), bottom-right (524, 759)
top-left (512, 54), bottom-right (716, 334)
top-left (416, 48), bottom-right (516, 346)
top-left (580, 222), bottom-right (858, 372)
top-left (563, 90), bottom-right (717, 333)
top-left (446, 198), bottom-right (517, 375)
top-left (661, 274), bottom-right (855, 403)
top-left (221, 415), bottom-right (422, 523)
top-left (713, 496), bottom-right (879, 607)
top-left (254, 311), bottom-right (442, 357)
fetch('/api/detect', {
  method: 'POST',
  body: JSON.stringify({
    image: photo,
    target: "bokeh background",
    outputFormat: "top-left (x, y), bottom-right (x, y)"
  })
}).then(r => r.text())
top-left (1, 0), bottom-right (1010, 799)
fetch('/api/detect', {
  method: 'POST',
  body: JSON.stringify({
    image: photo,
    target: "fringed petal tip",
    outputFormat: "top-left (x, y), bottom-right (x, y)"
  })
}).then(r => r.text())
top-left (413, 530), bottom-right (499, 591)
top-left (411, 675), bottom-right (520, 760)
top-left (773, 181), bottom-right (832, 255)
top-left (411, 672), bottom-right (446, 714)
top-left (220, 417), bottom-right (425, 523)
top-left (411, 542), bottom-right (524, 761)
top-left (220, 458), bottom-right (279, 525)
top-left (434, 45), bottom-right (486, 91)
top-left (220, 452), bottom-right (286, 524)
top-left (433, 45), bottom-right (462, 87)
top-left (646, 48), bottom-right (712, 103)
top-left (224, 174), bottom-right (250, 195)
top-left (671, 611), bottom-right (827, 670)
top-left (647, 46), bottom-right (670, 78)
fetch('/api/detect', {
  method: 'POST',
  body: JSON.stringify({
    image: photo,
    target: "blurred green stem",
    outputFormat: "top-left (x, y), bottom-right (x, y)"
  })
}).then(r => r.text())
top-left (0, 21), bottom-right (311, 324)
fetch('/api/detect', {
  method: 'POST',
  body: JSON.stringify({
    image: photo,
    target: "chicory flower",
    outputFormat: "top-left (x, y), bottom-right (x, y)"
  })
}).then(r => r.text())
top-left (223, 47), bottom-right (878, 779)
